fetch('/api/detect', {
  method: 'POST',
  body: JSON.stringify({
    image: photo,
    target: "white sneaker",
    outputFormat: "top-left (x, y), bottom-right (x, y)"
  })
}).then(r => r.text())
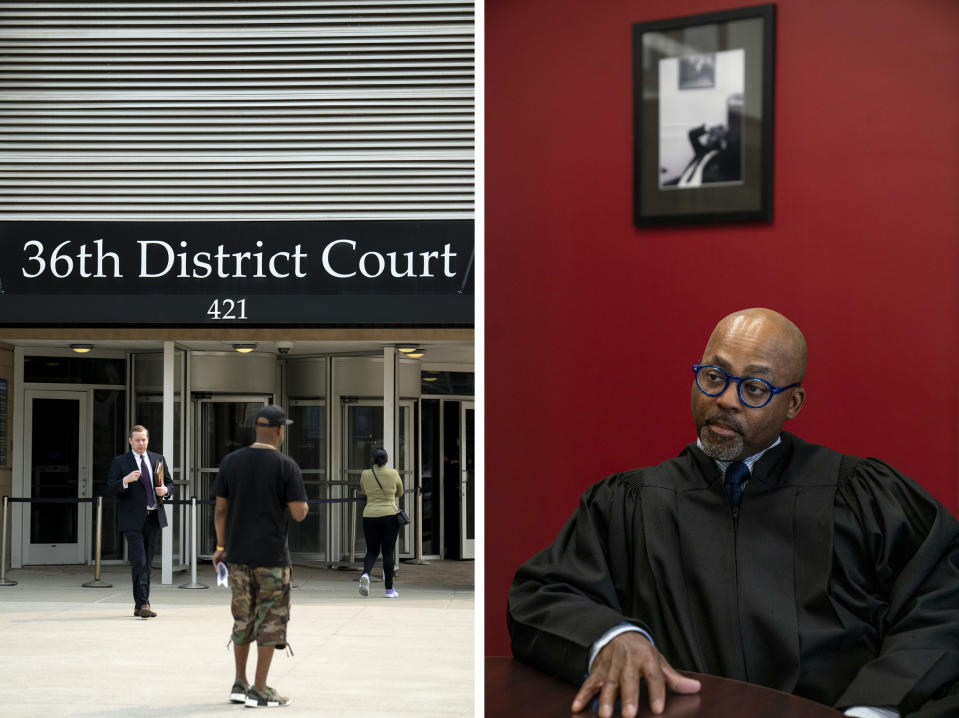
top-left (358, 574), bottom-right (370, 597)
top-left (384, 589), bottom-right (399, 598)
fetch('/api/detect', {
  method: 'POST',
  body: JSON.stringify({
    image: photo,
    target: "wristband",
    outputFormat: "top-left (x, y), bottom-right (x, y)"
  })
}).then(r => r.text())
top-left (216, 546), bottom-right (225, 551)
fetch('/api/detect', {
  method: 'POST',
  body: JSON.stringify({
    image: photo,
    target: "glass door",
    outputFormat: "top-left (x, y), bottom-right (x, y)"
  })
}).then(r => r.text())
top-left (419, 399), bottom-right (442, 557)
top-left (459, 401), bottom-right (475, 559)
top-left (133, 349), bottom-right (187, 565)
top-left (194, 396), bottom-right (269, 555)
top-left (23, 390), bottom-right (90, 564)
top-left (341, 400), bottom-right (414, 562)
top-left (286, 400), bottom-right (328, 561)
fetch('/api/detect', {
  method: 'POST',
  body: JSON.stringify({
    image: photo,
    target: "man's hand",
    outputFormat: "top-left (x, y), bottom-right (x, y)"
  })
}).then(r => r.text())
top-left (212, 548), bottom-right (226, 567)
top-left (123, 470), bottom-right (140, 487)
top-left (571, 632), bottom-right (701, 718)
top-left (154, 485), bottom-right (169, 497)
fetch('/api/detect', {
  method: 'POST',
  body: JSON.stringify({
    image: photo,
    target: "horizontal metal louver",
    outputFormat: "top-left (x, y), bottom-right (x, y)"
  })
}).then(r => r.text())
top-left (0, 1), bottom-right (475, 220)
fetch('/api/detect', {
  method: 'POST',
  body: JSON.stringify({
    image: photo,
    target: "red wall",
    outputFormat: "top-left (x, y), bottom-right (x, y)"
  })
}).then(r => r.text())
top-left (485, 0), bottom-right (959, 657)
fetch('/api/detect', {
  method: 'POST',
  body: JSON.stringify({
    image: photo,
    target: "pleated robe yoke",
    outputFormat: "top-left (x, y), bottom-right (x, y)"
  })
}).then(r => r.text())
top-left (637, 441), bottom-right (841, 694)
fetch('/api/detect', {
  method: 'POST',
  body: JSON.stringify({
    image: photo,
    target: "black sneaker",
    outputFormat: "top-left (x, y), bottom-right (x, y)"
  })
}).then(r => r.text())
top-left (230, 679), bottom-right (249, 704)
top-left (245, 685), bottom-right (291, 708)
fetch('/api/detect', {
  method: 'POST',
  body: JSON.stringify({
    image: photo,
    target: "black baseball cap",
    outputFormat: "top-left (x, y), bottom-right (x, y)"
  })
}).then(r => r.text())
top-left (255, 405), bottom-right (293, 427)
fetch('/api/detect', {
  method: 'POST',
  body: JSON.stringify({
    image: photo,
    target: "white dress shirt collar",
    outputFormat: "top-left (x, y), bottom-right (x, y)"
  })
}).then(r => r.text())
top-left (696, 434), bottom-right (782, 478)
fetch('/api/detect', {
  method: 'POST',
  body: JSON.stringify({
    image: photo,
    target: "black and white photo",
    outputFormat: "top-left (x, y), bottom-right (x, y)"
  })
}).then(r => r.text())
top-left (633, 4), bottom-right (775, 226)
top-left (660, 49), bottom-right (744, 188)
top-left (678, 53), bottom-right (716, 89)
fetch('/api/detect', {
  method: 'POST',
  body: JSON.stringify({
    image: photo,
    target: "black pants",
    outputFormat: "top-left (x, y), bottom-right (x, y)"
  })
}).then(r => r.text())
top-left (362, 515), bottom-right (400, 590)
top-left (124, 510), bottom-right (161, 609)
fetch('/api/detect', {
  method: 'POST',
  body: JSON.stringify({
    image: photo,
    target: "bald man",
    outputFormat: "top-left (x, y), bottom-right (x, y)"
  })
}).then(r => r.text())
top-left (508, 309), bottom-right (959, 718)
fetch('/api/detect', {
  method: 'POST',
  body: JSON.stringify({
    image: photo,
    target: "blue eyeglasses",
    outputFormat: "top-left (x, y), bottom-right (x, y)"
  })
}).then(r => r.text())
top-left (692, 364), bottom-right (800, 408)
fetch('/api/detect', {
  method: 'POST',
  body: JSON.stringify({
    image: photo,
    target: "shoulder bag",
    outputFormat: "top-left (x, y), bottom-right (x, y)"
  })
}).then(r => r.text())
top-left (371, 466), bottom-right (410, 525)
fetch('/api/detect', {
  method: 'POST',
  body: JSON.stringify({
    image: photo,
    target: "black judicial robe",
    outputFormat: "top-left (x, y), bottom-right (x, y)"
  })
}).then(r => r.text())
top-left (507, 433), bottom-right (959, 716)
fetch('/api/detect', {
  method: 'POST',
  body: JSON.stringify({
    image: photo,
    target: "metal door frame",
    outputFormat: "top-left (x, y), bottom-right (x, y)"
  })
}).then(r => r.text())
top-left (192, 394), bottom-right (271, 557)
top-left (340, 398), bottom-right (416, 561)
top-left (22, 389), bottom-right (91, 565)
top-left (134, 393), bottom-right (188, 566)
top-left (287, 398), bottom-right (329, 562)
top-left (130, 347), bottom-right (189, 568)
top-left (416, 395), bottom-right (476, 560)
top-left (459, 400), bottom-right (475, 559)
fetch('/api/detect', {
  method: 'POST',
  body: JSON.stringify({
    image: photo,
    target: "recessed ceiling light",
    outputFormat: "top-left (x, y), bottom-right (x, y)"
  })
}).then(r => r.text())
top-left (232, 343), bottom-right (256, 354)
top-left (70, 344), bottom-right (94, 353)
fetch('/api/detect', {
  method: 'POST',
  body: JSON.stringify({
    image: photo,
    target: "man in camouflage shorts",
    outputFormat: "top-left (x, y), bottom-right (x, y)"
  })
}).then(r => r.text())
top-left (213, 406), bottom-right (308, 708)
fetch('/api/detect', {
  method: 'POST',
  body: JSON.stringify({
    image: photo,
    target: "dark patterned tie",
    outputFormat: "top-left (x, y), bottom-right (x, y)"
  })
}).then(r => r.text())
top-left (724, 461), bottom-right (749, 507)
top-left (140, 455), bottom-right (155, 508)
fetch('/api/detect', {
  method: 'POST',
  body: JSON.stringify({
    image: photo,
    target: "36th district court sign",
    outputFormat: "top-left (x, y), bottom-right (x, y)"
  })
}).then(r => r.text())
top-left (0, 220), bottom-right (474, 326)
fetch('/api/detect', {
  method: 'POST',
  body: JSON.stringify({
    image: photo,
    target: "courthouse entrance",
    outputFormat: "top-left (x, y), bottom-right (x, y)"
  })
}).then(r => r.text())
top-left (7, 343), bottom-right (473, 570)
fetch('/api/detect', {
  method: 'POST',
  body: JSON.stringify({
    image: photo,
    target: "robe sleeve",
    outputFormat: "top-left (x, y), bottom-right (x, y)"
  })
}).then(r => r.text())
top-left (832, 459), bottom-right (959, 715)
top-left (507, 474), bottom-right (649, 685)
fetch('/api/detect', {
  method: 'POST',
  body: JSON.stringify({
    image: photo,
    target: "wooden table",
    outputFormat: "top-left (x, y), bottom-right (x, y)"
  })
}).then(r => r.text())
top-left (486, 657), bottom-right (843, 717)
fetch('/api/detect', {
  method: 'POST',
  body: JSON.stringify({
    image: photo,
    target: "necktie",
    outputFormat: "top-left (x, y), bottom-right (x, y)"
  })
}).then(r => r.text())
top-left (140, 455), bottom-right (155, 508)
top-left (724, 461), bottom-right (749, 507)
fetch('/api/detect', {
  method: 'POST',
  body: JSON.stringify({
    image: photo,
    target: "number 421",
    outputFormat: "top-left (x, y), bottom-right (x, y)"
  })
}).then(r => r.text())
top-left (207, 298), bottom-right (248, 320)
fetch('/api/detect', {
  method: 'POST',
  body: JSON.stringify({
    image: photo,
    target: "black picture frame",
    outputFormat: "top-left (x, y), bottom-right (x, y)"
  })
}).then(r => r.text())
top-left (633, 4), bottom-right (775, 227)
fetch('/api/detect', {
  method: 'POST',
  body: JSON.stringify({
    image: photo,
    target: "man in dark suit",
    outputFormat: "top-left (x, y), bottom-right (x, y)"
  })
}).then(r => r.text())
top-left (104, 424), bottom-right (174, 618)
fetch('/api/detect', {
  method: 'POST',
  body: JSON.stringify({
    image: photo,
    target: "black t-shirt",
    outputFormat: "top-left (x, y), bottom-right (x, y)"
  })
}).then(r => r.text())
top-left (212, 446), bottom-right (307, 567)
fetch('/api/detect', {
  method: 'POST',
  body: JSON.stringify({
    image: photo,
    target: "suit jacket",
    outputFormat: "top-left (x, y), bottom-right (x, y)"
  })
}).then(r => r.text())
top-left (104, 450), bottom-right (175, 531)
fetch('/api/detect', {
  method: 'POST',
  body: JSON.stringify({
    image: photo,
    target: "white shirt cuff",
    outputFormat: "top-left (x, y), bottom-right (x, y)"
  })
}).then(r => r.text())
top-left (587, 623), bottom-right (654, 674)
top-left (843, 707), bottom-right (899, 718)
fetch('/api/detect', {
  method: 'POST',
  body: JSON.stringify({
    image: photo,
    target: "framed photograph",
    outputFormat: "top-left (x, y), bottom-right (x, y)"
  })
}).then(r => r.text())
top-left (633, 4), bottom-right (775, 227)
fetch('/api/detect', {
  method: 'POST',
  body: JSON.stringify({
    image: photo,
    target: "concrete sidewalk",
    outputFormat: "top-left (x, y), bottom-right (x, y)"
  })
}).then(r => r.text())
top-left (0, 563), bottom-right (474, 718)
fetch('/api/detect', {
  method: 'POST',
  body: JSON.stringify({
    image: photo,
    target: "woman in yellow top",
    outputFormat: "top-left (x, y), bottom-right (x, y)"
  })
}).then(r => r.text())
top-left (358, 448), bottom-right (404, 598)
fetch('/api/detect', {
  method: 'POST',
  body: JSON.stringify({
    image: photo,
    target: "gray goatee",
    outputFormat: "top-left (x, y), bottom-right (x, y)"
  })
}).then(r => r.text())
top-left (699, 425), bottom-right (744, 461)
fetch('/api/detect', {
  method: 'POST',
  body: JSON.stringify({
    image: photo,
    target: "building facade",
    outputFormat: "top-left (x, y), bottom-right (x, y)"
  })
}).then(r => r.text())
top-left (0, 1), bottom-right (475, 573)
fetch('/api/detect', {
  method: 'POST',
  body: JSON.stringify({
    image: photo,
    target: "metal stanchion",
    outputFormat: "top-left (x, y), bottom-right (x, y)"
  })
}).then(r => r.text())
top-left (82, 496), bottom-right (112, 588)
top-left (179, 497), bottom-right (208, 589)
top-left (0, 497), bottom-right (17, 586)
